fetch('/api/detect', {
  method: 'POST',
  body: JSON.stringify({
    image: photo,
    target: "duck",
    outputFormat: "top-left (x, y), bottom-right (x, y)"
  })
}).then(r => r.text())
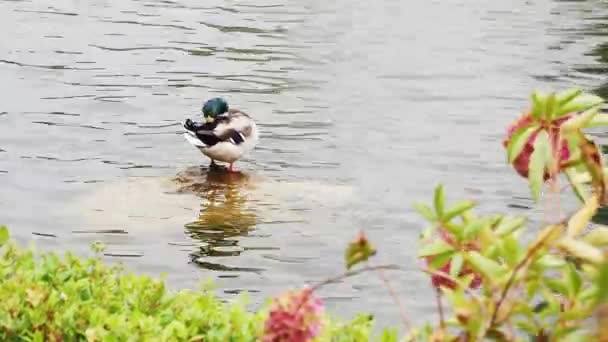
top-left (183, 98), bottom-right (259, 172)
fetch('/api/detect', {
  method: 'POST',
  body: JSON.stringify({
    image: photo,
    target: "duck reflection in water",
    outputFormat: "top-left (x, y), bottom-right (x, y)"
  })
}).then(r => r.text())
top-left (175, 166), bottom-right (258, 269)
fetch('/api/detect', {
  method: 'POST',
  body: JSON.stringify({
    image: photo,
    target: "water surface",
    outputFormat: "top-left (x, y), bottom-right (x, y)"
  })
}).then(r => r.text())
top-left (1, 0), bottom-right (607, 329)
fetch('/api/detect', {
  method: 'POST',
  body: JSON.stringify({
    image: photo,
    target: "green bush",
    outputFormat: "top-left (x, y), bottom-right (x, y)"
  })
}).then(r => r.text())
top-left (0, 227), bottom-right (393, 341)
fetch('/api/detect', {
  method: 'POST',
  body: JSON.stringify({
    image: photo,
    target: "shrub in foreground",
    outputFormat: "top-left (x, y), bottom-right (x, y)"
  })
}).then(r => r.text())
top-left (0, 227), bottom-right (395, 341)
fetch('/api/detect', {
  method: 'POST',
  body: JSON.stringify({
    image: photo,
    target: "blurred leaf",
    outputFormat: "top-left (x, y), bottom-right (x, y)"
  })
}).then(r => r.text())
top-left (527, 279), bottom-right (539, 298)
top-left (463, 219), bottom-right (486, 240)
top-left (567, 193), bottom-right (599, 237)
top-left (587, 113), bottom-right (608, 128)
top-left (598, 259), bottom-right (608, 303)
top-left (443, 200), bottom-right (476, 222)
top-left (545, 92), bottom-right (556, 120)
top-left (555, 93), bottom-right (604, 117)
top-left (418, 241), bottom-right (454, 258)
top-left (560, 106), bottom-right (601, 134)
top-left (557, 237), bottom-right (604, 264)
top-left (535, 254), bottom-right (566, 268)
top-left (507, 126), bottom-right (536, 163)
top-left (556, 88), bottom-right (583, 109)
top-left (494, 216), bottom-right (527, 237)
top-left (419, 226), bottom-right (434, 240)
top-left (531, 91), bottom-right (547, 120)
top-left (555, 328), bottom-right (591, 342)
top-left (582, 227), bottom-right (608, 247)
top-left (428, 251), bottom-right (455, 269)
top-left (578, 285), bottom-right (598, 302)
top-left (564, 168), bottom-right (590, 203)
top-left (529, 130), bottom-right (551, 202)
top-left (515, 320), bottom-right (538, 335)
top-left (530, 224), bottom-right (564, 251)
top-left (0, 226), bottom-right (8, 247)
top-left (500, 235), bottom-right (521, 267)
top-left (580, 135), bottom-right (608, 205)
top-left (345, 230), bottom-right (377, 270)
top-left (442, 223), bottom-right (465, 241)
top-left (433, 184), bottom-right (446, 219)
top-left (566, 262), bottom-right (582, 298)
top-left (450, 254), bottom-right (463, 278)
top-left (413, 203), bottom-right (436, 222)
top-left (545, 278), bottom-right (569, 296)
top-left (466, 251), bottom-right (503, 280)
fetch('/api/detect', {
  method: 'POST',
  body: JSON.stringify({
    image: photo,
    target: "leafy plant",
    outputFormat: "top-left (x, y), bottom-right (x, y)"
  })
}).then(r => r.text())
top-left (0, 226), bottom-right (394, 341)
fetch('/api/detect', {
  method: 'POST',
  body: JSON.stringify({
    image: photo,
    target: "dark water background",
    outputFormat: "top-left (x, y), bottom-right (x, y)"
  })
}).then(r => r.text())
top-left (1, 0), bottom-right (607, 330)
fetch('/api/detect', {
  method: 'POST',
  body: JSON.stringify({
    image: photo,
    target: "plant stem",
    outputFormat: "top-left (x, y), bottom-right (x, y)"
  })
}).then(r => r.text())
top-left (310, 264), bottom-right (400, 292)
top-left (436, 287), bottom-right (445, 331)
top-left (488, 224), bottom-right (563, 330)
top-left (375, 267), bottom-right (412, 332)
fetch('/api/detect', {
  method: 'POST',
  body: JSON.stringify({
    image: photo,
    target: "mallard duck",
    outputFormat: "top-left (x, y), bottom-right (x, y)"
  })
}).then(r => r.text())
top-left (183, 98), bottom-right (259, 172)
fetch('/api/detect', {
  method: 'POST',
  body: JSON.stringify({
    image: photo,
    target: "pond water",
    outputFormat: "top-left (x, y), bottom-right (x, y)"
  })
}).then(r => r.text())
top-left (0, 0), bottom-right (606, 330)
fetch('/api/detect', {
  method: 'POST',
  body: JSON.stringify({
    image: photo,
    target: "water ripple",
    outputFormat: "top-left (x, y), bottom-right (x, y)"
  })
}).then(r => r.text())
top-left (99, 19), bottom-right (195, 31)
top-left (32, 121), bottom-right (108, 130)
top-left (14, 9), bottom-right (77, 16)
top-left (0, 59), bottom-right (104, 71)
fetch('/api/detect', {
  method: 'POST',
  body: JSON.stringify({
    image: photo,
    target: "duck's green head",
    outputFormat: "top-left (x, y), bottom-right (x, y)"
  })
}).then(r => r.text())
top-left (202, 97), bottom-right (229, 123)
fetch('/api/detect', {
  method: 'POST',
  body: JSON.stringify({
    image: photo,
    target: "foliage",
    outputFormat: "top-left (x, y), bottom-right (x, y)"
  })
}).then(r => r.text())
top-left (406, 88), bottom-right (608, 341)
top-left (0, 226), bottom-right (392, 341)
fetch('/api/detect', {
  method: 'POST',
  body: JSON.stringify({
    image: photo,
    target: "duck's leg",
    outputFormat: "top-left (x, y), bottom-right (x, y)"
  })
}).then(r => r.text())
top-left (228, 163), bottom-right (235, 172)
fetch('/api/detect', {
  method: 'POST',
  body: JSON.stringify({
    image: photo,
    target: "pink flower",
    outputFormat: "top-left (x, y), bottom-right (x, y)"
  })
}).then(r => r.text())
top-left (263, 287), bottom-right (324, 342)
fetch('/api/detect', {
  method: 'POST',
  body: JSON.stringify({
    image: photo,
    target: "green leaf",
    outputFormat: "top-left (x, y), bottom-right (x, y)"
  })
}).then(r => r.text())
top-left (418, 241), bottom-right (455, 258)
top-left (501, 235), bottom-right (521, 266)
top-left (598, 260), bottom-right (608, 303)
top-left (466, 251), bottom-right (503, 280)
top-left (578, 285), bottom-right (598, 302)
top-left (556, 88), bottom-right (583, 108)
top-left (515, 320), bottom-right (538, 335)
top-left (560, 331), bottom-right (593, 342)
top-left (494, 216), bottom-right (527, 237)
top-left (564, 168), bottom-right (590, 203)
top-left (545, 92), bottom-right (556, 120)
top-left (527, 279), bottom-right (539, 298)
top-left (443, 200), bottom-right (476, 222)
top-left (427, 251), bottom-right (455, 269)
top-left (507, 126), bottom-right (536, 163)
top-left (557, 237), bottom-right (604, 264)
top-left (560, 106), bottom-right (601, 134)
top-left (528, 130), bottom-right (551, 202)
top-left (582, 227), bottom-right (608, 247)
top-left (535, 254), bottom-right (566, 268)
top-left (565, 262), bottom-right (582, 298)
top-left (413, 203), bottom-right (436, 222)
top-left (0, 226), bottom-right (8, 247)
top-left (555, 93), bottom-right (604, 117)
top-left (345, 231), bottom-right (377, 270)
top-left (566, 193), bottom-right (598, 238)
top-left (463, 219), bottom-right (486, 240)
top-left (586, 113), bottom-right (608, 128)
top-left (450, 253), bottom-right (463, 278)
top-left (545, 278), bottom-right (568, 298)
top-left (531, 91), bottom-right (546, 120)
top-left (433, 184), bottom-right (445, 219)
